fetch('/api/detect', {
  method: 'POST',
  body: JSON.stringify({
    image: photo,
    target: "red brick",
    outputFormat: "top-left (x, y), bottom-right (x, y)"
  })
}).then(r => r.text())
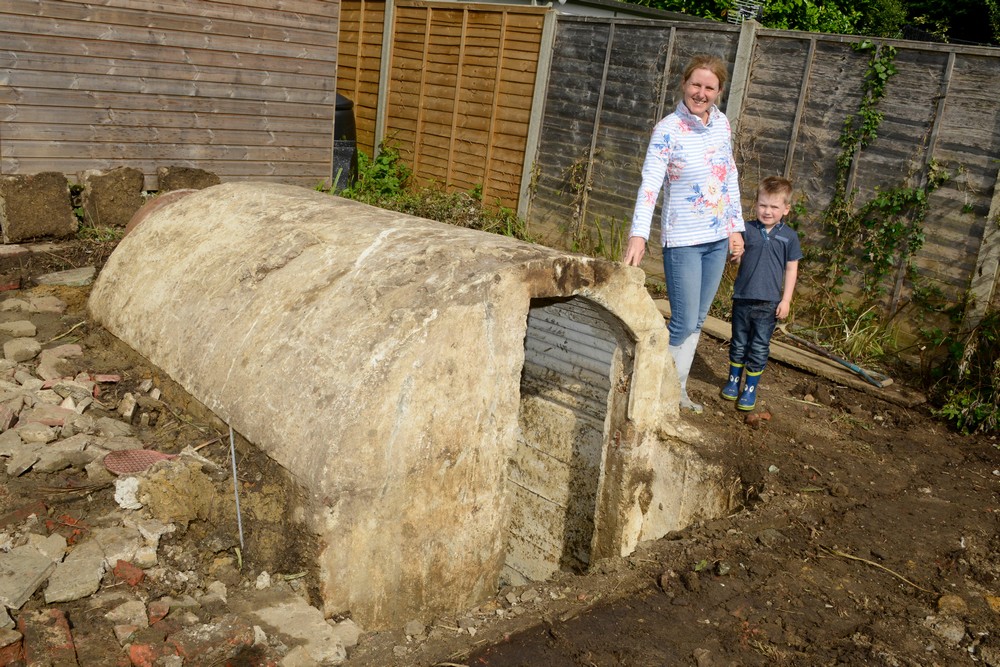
top-left (0, 638), bottom-right (23, 667)
top-left (0, 500), bottom-right (47, 530)
top-left (128, 643), bottom-right (176, 667)
top-left (166, 615), bottom-right (254, 664)
top-left (19, 608), bottom-right (77, 665)
top-left (147, 600), bottom-right (170, 625)
top-left (112, 560), bottom-right (145, 587)
top-left (93, 374), bottom-right (121, 383)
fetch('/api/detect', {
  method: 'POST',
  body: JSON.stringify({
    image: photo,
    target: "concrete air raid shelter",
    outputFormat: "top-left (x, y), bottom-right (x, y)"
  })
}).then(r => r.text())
top-left (88, 183), bottom-right (732, 628)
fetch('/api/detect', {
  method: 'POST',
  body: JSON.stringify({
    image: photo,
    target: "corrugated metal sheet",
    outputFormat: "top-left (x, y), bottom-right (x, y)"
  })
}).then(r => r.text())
top-left (504, 296), bottom-right (630, 583)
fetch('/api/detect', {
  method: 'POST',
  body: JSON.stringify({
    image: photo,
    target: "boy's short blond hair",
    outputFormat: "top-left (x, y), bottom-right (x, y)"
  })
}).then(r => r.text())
top-left (758, 176), bottom-right (793, 204)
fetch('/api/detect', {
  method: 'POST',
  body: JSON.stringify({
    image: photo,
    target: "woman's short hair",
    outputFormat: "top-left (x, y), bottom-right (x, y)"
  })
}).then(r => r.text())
top-left (682, 54), bottom-right (728, 90)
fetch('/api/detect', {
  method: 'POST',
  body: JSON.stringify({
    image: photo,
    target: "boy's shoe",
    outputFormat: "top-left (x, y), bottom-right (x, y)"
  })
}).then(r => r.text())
top-left (737, 370), bottom-right (762, 411)
top-left (720, 363), bottom-right (744, 401)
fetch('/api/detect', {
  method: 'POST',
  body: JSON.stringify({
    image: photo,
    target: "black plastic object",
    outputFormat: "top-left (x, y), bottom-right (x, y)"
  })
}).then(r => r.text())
top-left (332, 93), bottom-right (358, 192)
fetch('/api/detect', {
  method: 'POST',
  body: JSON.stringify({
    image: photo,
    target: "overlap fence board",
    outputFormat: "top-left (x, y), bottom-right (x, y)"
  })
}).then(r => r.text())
top-left (337, 0), bottom-right (385, 153)
top-left (1, 0), bottom-right (339, 189)
top-left (4, 1), bottom-right (999, 333)
top-left (525, 17), bottom-right (1000, 337)
top-left (339, 0), bottom-right (545, 209)
top-left (528, 18), bottom-right (741, 273)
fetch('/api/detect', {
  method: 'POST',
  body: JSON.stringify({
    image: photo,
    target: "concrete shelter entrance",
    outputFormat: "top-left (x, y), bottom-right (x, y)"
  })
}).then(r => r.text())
top-left (506, 297), bottom-right (633, 584)
top-left (88, 183), bottom-right (736, 628)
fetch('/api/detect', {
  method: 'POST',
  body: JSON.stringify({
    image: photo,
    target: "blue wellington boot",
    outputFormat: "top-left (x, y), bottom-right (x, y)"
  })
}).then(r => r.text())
top-left (720, 363), bottom-right (743, 401)
top-left (737, 370), bottom-right (762, 411)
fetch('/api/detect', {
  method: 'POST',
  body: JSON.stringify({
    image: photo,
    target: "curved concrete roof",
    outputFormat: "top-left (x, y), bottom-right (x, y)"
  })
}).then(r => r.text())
top-left (88, 182), bottom-right (719, 627)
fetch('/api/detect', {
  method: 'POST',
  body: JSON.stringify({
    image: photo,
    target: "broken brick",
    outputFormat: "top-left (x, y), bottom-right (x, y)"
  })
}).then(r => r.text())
top-left (93, 374), bottom-right (121, 383)
top-left (166, 615), bottom-right (255, 663)
top-left (148, 600), bottom-right (170, 625)
top-left (0, 500), bottom-right (47, 530)
top-left (112, 560), bottom-right (145, 587)
top-left (128, 642), bottom-right (176, 667)
top-left (19, 609), bottom-right (77, 666)
top-left (0, 638), bottom-right (22, 666)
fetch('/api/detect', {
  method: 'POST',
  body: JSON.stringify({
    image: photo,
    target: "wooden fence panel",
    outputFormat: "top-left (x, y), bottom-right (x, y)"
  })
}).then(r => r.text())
top-left (527, 18), bottom-right (740, 276)
top-left (916, 53), bottom-right (1000, 301)
top-left (379, 2), bottom-right (545, 209)
top-left (338, 0), bottom-right (385, 155)
top-left (526, 17), bottom-right (1000, 338)
top-left (1, 0), bottom-right (339, 190)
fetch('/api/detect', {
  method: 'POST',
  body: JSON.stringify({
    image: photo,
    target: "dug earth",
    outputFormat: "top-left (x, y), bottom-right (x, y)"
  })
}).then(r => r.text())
top-left (0, 242), bottom-right (996, 667)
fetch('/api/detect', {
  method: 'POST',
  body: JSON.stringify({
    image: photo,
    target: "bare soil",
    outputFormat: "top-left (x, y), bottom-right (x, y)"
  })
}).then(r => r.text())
top-left (4, 241), bottom-right (998, 667)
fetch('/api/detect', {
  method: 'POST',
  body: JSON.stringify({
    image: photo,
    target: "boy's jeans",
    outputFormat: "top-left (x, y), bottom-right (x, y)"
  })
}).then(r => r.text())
top-left (730, 299), bottom-right (777, 372)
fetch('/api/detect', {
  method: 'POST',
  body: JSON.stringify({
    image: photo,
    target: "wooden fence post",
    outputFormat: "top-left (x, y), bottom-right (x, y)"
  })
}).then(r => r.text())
top-left (518, 9), bottom-right (557, 221)
top-left (727, 19), bottom-right (758, 135)
top-left (374, 0), bottom-right (397, 156)
top-left (964, 167), bottom-right (1000, 331)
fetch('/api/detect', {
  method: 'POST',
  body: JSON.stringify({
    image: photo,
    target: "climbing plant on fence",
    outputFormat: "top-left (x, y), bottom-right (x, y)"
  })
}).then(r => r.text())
top-left (801, 39), bottom-right (998, 434)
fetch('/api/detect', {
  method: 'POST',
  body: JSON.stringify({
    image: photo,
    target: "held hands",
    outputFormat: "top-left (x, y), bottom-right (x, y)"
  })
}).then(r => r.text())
top-left (728, 232), bottom-right (744, 263)
top-left (623, 236), bottom-right (647, 267)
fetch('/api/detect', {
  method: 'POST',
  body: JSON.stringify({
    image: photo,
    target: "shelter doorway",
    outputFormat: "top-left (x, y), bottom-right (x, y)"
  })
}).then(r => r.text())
top-left (503, 296), bottom-right (635, 585)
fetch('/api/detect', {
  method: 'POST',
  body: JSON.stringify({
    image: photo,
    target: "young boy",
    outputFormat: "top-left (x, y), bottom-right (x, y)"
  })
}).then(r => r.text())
top-left (721, 176), bottom-right (802, 411)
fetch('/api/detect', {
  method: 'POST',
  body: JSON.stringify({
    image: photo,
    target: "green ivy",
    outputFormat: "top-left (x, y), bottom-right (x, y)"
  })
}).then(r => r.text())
top-left (929, 311), bottom-right (1000, 434)
top-left (816, 41), bottom-right (946, 304)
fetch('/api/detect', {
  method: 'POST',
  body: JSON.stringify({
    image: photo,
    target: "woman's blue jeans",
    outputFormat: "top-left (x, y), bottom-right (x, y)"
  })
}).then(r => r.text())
top-left (663, 238), bottom-right (728, 346)
top-left (729, 299), bottom-right (777, 372)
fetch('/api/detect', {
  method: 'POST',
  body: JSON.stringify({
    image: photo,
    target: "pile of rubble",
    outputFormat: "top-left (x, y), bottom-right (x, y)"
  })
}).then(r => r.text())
top-left (0, 280), bottom-right (361, 666)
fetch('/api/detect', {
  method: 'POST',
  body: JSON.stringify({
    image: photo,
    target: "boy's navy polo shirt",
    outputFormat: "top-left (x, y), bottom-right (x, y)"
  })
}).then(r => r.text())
top-left (732, 219), bottom-right (803, 302)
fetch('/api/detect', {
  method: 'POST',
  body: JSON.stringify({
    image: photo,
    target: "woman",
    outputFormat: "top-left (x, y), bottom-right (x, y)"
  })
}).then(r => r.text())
top-left (623, 54), bottom-right (745, 413)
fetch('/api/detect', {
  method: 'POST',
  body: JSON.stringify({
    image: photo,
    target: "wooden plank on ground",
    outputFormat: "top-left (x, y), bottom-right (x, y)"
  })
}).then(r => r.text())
top-left (652, 299), bottom-right (926, 408)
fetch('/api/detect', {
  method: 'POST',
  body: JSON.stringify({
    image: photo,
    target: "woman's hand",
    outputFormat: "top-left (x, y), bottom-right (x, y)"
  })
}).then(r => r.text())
top-left (728, 231), bottom-right (744, 263)
top-left (623, 236), bottom-right (647, 267)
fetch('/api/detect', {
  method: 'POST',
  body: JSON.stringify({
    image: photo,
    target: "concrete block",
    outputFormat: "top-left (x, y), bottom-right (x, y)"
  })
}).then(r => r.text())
top-left (79, 167), bottom-right (145, 228)
top-left (23, 534), bottom-right (67, 562)
top-left (5, 448), bottom-right (39, 476)
top-left (0, 401), bottom-right (19, 432)
top-left (33, 267), bottom-right (97, 287)
top-left (36, 344), bottom-right (82, 381)
top-left (28, 295), bottom-right (66, 314)
top-left (105, 600), bottom-right (149, 628)
top-left (3, 338), bottom-right (40, 363)
top-left (44, 539), bottom-right (106, 603)
top-left (19, 404), bottom-right (78, 428)
top-left (0, 543), bottom-right (59, 609)
top-left (244, 592), bottom-right (347, 665)
top-left (0, 429), bottom-right (26, 456)
top-left (52, 380), bottom-right (94, 403)
top-left (95, 417), bottom-right (134, 438)
top-left (14, 423), bottom-right (56, 444)
top-left (92, 526), bottom-right (143, 569)
top-left (327, 619), bottom-right (362, 649)
top-left (0, 321), bottom-right (35, 338)
top-left (0, 173), bottom-right (77, 243)
top-left (34, 435), bottom-right (95, 473)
